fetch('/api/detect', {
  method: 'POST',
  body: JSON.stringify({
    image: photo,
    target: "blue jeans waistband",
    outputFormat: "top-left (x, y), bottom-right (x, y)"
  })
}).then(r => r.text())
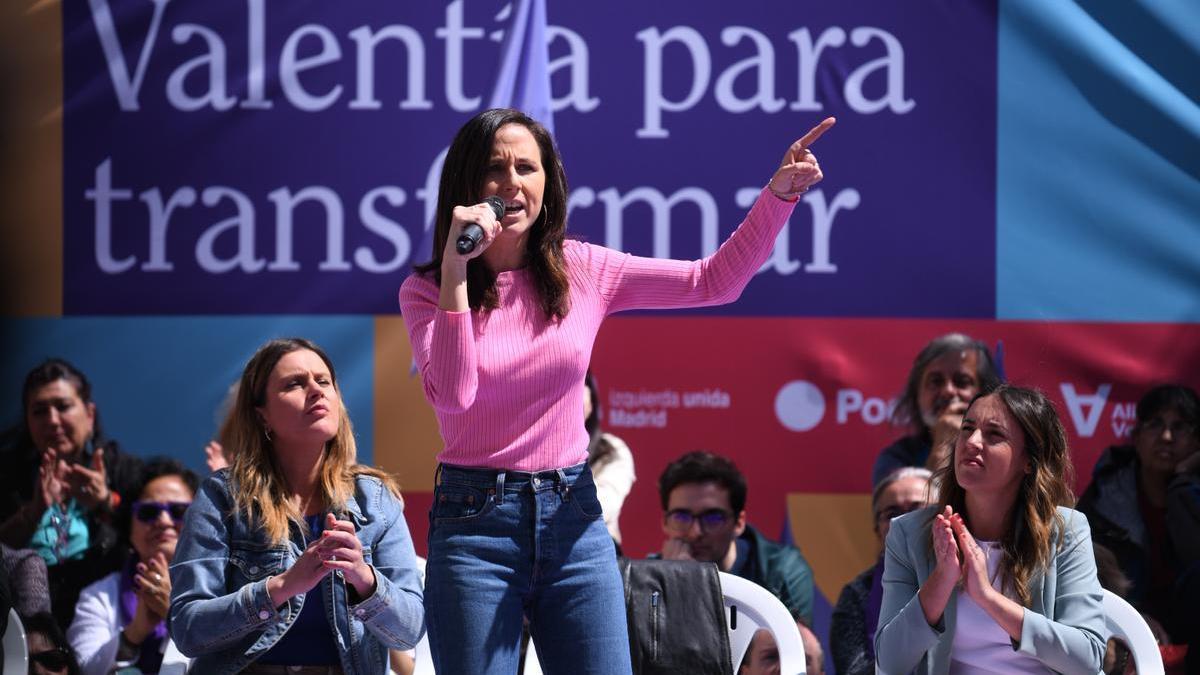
top-left (435, 462), bottom-right (589, 495)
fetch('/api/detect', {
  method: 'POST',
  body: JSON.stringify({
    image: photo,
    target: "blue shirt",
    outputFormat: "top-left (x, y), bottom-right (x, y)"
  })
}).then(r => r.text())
top-left (256, 516), bottom-right (340, 666)
top-left (30, 499), bottom-right (89, 566)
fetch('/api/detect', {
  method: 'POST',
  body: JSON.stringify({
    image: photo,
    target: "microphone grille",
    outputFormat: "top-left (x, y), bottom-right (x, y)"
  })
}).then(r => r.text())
top-left (484, 196), bottom-right (505, 220)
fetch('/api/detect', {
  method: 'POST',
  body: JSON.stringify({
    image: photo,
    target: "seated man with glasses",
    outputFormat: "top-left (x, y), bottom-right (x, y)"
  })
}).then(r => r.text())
top-left (655, 451), bottom-right (814, 624)
top-left (1078, 383), bottom-right (1200, 670)
top-left (830, 467), bottom-right (933, 675)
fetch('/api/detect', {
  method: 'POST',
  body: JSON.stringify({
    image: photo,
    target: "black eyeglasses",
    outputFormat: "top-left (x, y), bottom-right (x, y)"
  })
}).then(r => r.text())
top-left (664, 508), bottom-right (734, 533)
top-left (132, 500), bottom-right (190, 524)
top-left (30, 646), bottom-right (72, 671)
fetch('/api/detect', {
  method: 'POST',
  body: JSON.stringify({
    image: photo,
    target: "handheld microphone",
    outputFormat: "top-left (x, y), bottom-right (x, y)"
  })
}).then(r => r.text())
top-left (456, 196), bottom-right (506, 255)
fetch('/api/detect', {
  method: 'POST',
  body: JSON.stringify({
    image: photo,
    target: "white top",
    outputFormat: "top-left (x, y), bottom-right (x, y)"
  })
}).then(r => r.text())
top-left (68, 572), bottom-right (176, 675)
top-left (591, 433), bottom-right (636, 544)
top-left (950, 541), bottom-right (1052, 675)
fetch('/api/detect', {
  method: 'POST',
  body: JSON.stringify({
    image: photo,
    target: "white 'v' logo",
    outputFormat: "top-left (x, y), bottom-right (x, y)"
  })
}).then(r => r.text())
top-left (1060, 383), bottom-right (1111, 438)
top-left (88, 0), bottom-right (171, 111)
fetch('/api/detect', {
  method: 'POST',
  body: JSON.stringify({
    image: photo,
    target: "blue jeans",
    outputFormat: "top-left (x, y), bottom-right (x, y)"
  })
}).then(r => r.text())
top-left (424, 462), bottom-right (633, 675)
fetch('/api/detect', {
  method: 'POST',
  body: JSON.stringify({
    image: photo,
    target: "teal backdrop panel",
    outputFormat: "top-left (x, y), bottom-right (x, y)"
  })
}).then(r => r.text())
top-left (0, 317), bottom-right (375, 472)
top-left (997, 0), bottom-right (1200, 322)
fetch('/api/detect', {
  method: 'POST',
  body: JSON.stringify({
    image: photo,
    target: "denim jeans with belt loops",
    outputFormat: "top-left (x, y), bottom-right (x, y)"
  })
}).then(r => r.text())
top-left (424, 462), bottom-right (633, 675)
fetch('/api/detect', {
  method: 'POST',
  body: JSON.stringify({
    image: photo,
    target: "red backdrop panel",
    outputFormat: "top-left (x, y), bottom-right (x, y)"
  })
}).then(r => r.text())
top-left (403, 317), bottom-right (1200, 561)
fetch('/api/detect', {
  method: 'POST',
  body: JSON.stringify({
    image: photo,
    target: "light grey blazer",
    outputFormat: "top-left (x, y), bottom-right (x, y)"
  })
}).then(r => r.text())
top-left (874, 506), bottom-right (1106, 675)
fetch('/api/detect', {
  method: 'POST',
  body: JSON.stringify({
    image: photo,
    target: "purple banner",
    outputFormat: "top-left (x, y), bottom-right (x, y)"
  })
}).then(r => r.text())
top-left (64, 1), bottom-right (996, 316)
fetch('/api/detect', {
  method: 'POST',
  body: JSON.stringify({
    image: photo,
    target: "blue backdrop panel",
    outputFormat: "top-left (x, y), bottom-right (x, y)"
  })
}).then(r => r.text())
top-left (997, 0), bottom-right (1200, 322)
top-left (0, 316), bottom-right (375, 472)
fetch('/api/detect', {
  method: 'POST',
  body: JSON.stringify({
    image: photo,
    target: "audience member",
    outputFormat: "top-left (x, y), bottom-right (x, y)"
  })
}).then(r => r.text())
top-left (738, 629), bottom-right (779, 675)
top-left (202, 382), bottom-right (238, 473)
top-left (1, 542), bottom-right (51, 619)
top-left (67, 458), bottom-right (198, 675)
top-left (25, 611), bottom-right (83, 675)
top-left (876, 385), bottom-right (1105, 674)
top-left (169, 338), bottom-right (424, 673)
top-left (0, 359), bottom-right (143, 629)
top-left (1093, 543), bottom-right (1167, 675)
top-left (735, 623), bottom-right (825, 675)
top-left (1077, 383), bottom-right (1199, 669)
top-left (831, 467), bottom-right (933, 675)
top-left (797, 621), bottom-right (826, 675)
top-left (657, 451), bottom-right (815, 624)
top-left (872, 334), bottom-right (1000, 486)
top-left (584, 371), bottom-right (635, 546)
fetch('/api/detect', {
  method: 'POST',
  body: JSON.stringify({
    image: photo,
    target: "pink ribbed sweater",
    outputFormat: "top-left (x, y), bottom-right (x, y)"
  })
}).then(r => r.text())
top-left (398, 188), bottom-right (795, 471)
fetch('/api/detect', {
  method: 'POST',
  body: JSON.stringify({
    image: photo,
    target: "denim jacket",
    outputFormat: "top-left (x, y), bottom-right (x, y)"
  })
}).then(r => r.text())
top-left (168, 469), bottom-right (424, 675)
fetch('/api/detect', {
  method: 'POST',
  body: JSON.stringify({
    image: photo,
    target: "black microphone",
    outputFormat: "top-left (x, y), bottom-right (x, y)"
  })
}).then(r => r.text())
top-left (456, 196), bottom-right (506, 255)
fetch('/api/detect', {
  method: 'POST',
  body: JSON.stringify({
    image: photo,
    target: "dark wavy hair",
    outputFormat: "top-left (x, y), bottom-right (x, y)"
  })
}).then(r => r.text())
top-left (891, 333), bottom-right (1001, 435)
top-left (22, 612), bottom-right (82, 675)
top-left (5, 358), bottom-right (105, 463)
top-left (931, 385), bottom-right (1075, 607)
top-left (413, 108), bottom-right (571, 320)
top-left (658, 451), bottom-right (748, 514)
top-left (584, 371), bottom-right (618, 465)
top-left (116, 456), bottom-right (200, 549)
top-left (1135, 384), bottom-right (1199, 429)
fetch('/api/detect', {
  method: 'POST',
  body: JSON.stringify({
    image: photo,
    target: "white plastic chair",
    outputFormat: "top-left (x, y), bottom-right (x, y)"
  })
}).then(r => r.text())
top-left (159, 637), bottom-right (189, 675)
top-left (719, 572), bottom-right (806, 675)
top-left (408, 556), bottom-right (435, 675)
top-left (2, 608), bottom-right (27, 675)
top-left (522, 641), bottom-right (544, 675)
top-left (1102, 589), bottom-right (1164, 675)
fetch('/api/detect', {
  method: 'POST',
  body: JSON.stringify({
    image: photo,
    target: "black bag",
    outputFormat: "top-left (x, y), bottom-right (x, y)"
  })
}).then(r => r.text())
top-left (620, 558), bottom-right (733, 675)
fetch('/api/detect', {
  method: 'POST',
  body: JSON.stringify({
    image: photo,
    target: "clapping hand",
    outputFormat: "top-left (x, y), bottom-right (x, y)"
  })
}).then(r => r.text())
top-left (768, 117), bottom-right (835, 200)
top-left (318, 513), bottom-right (377, 599)
top-left (204, 440), bottom-right (229, 472)
top-left (63, 447), bottom-right (111, 510)
top-left (950, 513), bottom-right (995, 604)
top-left (930, 506), bottom-right (962, 589)
top-left (36, 449), bottom-right (67, 509)
top-left (928, 400), bottom-right (970, 472)
top-left (126, 551), bottom-right (171, 644)
top-left (268, 513), bottom-right (376, 605)
top-left (134, 552), bottom-right (172, 620)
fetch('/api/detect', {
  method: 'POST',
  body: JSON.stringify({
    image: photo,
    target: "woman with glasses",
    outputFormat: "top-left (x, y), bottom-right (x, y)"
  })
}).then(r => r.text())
top-left (25, 612), bottom-right (83, 675)
top-left (830, 467), bottom-right (933, 675)
top-left (67, 458), bottom-right (197, 675)
top-left (875, 385), bottom-right (1106, 674)
top-left (0, 359), bottom-right (144, 629)
top-left (169, 338), bottom-right (423, 675)
top-left (1077, 384), bottom-right (1200, 668)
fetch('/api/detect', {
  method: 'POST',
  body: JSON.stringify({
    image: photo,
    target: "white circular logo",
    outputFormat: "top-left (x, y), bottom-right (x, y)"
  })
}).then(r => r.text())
top-left (775, 380), bottom-right (826, 432)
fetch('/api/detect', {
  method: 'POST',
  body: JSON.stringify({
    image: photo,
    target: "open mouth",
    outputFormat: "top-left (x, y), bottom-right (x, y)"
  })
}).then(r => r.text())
top-left (503, 200), bottom-right (525, 215)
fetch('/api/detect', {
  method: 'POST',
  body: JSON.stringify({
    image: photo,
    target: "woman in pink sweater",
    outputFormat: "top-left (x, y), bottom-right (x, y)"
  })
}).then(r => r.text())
top-left (399, 107), bottom-right (834, 674)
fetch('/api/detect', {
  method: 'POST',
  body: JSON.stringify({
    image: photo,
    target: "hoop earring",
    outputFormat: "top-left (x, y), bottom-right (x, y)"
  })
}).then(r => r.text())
top-left (263, 428), bottom-right (272, 442)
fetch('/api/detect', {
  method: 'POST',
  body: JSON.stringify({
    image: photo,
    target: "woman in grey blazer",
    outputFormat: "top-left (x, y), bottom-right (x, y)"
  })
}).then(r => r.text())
top-left (875, 385), bottom-right (1106, 674)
